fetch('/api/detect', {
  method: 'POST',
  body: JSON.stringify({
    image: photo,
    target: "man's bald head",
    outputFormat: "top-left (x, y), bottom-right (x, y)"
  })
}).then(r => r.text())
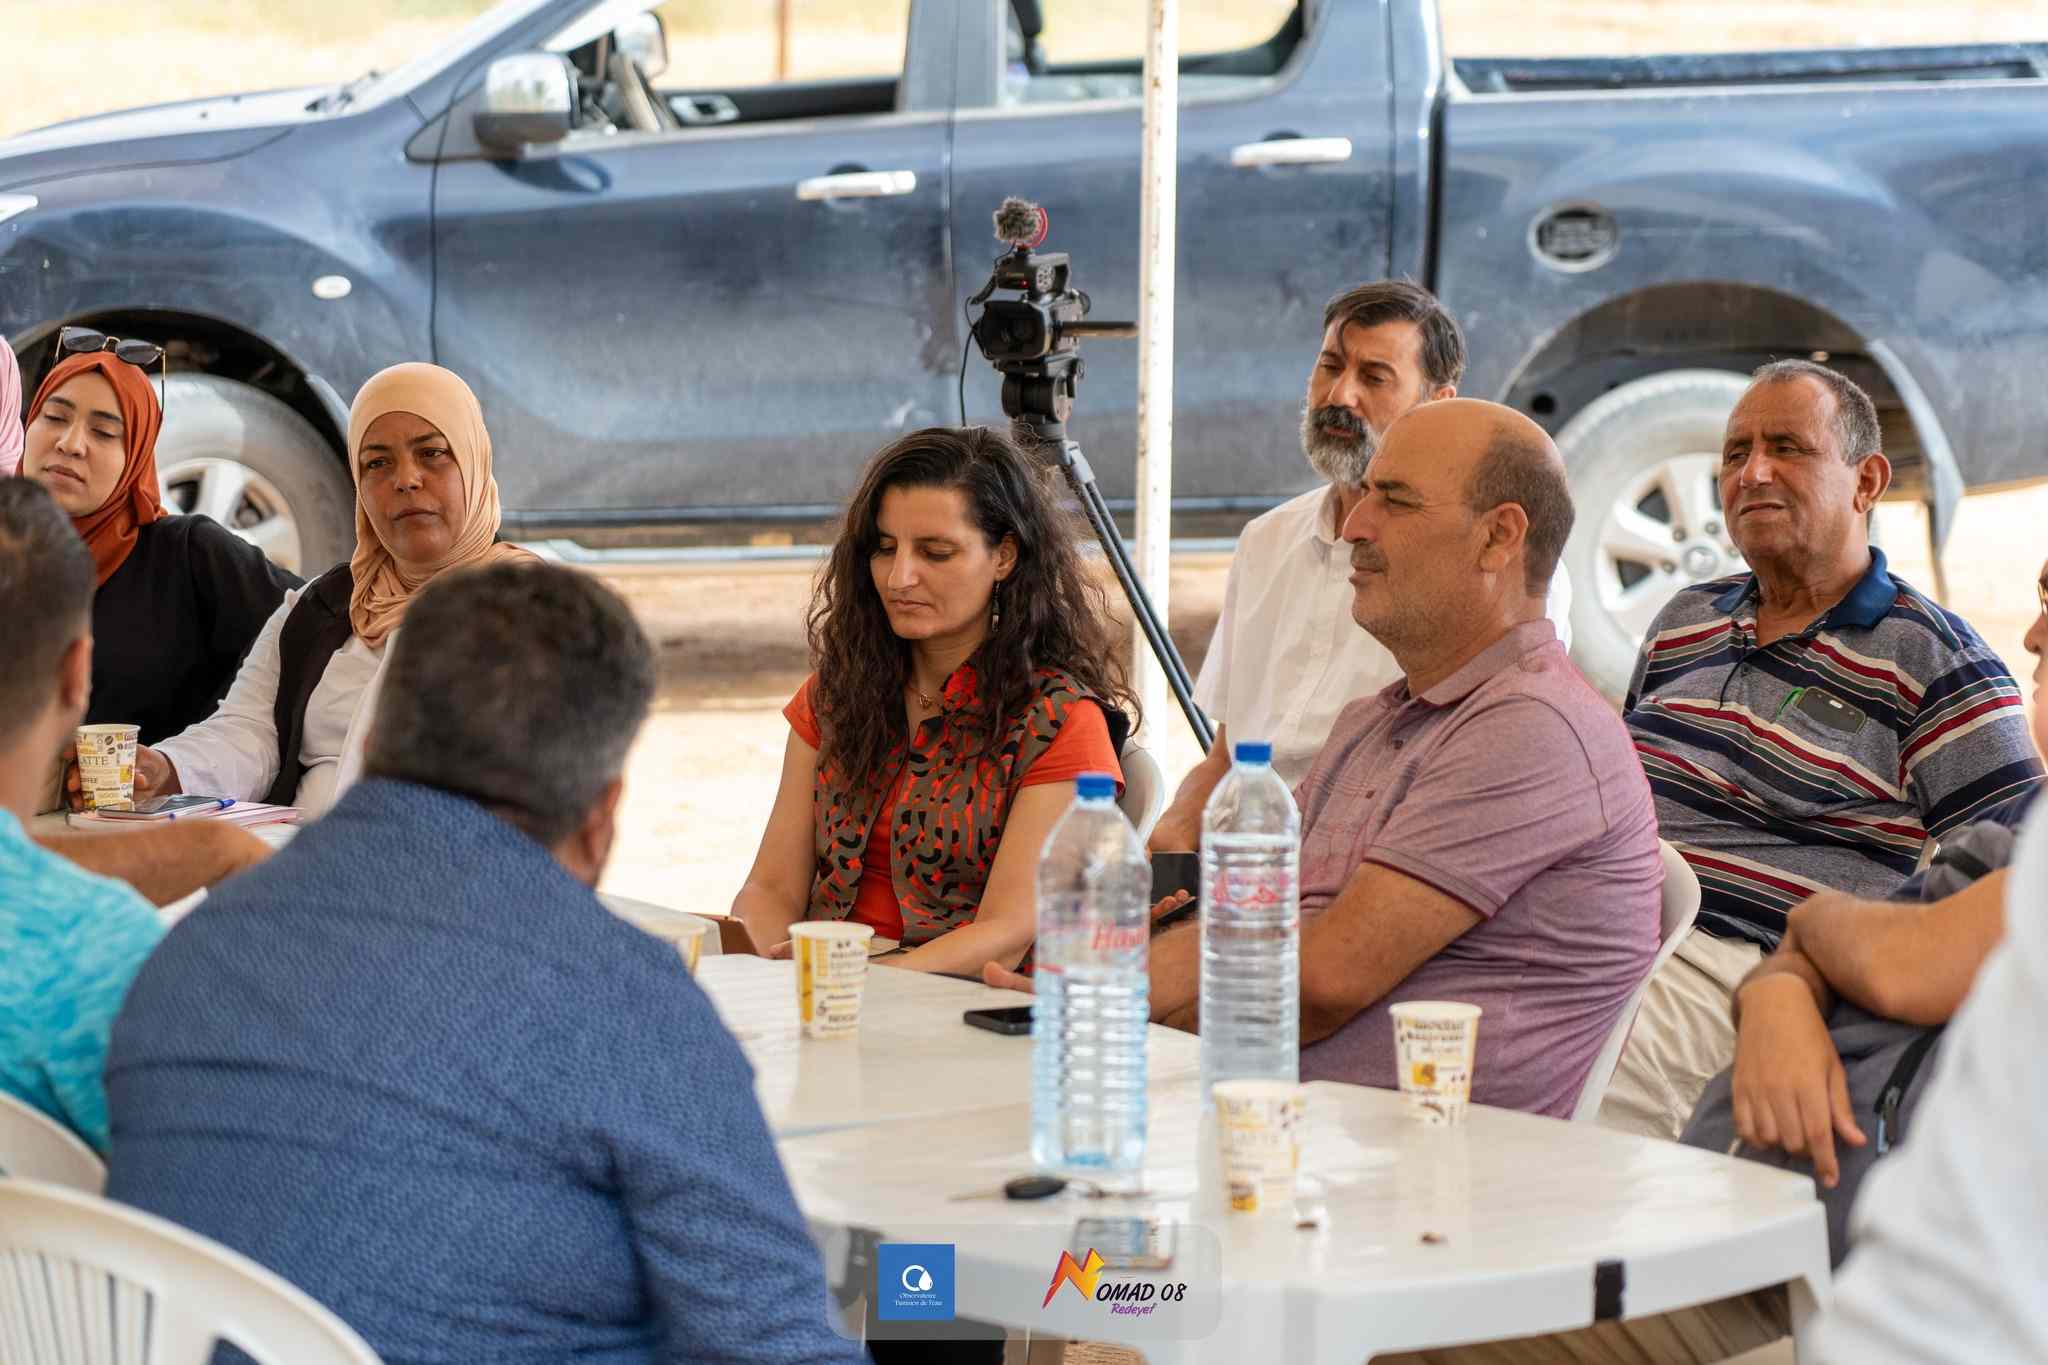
top-left (1378, 400), bottom-right (1573, 598)
top-left (1464, 406), bottom-right (1573, 598)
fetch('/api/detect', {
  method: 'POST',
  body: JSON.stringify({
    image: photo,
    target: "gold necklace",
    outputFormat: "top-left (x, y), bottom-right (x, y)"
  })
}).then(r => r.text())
top-left (908, 682), bottom-right (938, 710)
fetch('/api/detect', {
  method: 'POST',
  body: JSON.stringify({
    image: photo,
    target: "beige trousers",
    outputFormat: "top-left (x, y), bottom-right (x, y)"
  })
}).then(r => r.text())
top-left (1597, 930), bottom-right (1766, 1140)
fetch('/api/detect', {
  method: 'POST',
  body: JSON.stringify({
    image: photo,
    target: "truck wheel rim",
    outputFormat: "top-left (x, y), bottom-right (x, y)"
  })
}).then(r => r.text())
top-left (1594, 451), bottom-right (1746, 640)
top-left (159, 458), bottom-right (305, 575)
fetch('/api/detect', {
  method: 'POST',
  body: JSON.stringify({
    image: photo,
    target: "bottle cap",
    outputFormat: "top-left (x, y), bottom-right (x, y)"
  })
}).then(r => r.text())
top-left (1075, 772), bottom-right (1118, 800)
top-left (1233, 741), bottom-right (1274, 765)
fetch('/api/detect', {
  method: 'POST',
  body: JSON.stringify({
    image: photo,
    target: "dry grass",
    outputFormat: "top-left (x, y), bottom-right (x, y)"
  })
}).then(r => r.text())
top-left (0, 0), bottom-right (1290, 137)
top-left (10, 0), bottom-right (2048, 140)
top-left (0, 3), bottom-right (488, 138)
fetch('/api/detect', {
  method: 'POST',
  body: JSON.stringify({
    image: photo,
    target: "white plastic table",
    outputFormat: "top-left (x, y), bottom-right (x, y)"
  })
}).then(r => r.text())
top-left (692, 955), bottom-right (1204, 1138)
top-left (780, 1077), bottom-right (1831, 1363)
top-left (29, 811), bottom-right (299, 849)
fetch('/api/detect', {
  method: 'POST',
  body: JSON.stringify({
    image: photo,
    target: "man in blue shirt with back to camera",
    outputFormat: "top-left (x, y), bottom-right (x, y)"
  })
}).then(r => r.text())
top-left (106, 561), bottom-right (864, 1364)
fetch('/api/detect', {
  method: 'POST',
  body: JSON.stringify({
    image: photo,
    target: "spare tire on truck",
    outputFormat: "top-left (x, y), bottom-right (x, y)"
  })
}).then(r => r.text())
top-left (1556, 369), bottom-right (1751, 701)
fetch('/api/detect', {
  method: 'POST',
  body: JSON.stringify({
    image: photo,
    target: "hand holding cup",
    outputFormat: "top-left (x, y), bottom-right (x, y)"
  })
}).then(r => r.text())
top-left (63, 737), bottom-right (179, 812)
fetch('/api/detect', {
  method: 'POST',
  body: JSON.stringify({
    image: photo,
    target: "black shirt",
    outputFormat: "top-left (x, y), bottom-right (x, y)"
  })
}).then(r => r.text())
top-left (87, 515), bottom-right (302, 745)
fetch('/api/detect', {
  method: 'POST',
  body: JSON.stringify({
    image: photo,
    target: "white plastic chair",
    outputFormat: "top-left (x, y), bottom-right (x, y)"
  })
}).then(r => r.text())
top-left (0, 1093), bottom-right (104, 1193)
top-left (1117, 744), bottom-right (1166, 844)
top-left (1572, 840), bottom-right (1701, 1121)
top-left (0, 1178), bottom-right (383, 1364)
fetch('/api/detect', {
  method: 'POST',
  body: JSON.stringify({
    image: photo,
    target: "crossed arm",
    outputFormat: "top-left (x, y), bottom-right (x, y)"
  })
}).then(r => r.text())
top-left (1730, 868), bottom-right (2009, 1186)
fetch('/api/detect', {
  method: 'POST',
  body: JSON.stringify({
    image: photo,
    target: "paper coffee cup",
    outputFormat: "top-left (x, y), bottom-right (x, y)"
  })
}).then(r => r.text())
top-left (1212, 1079), bottom-right (1305, 1215)
top-left (75, 723), bottom-right (141, 812)
top-left (635, 908), bottom-right (711, 973)
top-left (1389, 1001), bottom-right (1482, 1125)
top-left (790, 921), bottom-right (875, 1039)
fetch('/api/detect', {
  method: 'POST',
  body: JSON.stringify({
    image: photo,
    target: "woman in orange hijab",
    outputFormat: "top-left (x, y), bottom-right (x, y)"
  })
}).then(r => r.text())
top-left (127, 363), bottom-right (533, 817)
top-left (22, 341), bottom-right (296, 745)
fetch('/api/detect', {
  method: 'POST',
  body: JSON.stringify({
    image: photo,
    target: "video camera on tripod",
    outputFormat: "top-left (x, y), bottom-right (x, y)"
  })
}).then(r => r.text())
top-left (968, 198), bottom-right (1137, 440)
top-left (964, 198), bottom-right (1212, 749)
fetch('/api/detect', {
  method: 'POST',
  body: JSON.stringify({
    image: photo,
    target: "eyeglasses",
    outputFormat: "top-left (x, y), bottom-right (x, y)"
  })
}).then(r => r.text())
top-left (2038, 579), bottom-right (2047, 620)
top-left (57, 326), bottom-right (165, 372)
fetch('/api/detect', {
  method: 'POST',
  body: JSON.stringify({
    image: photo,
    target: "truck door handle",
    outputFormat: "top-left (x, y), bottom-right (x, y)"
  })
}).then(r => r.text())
top-left (796, 170), bottom-right (918, 202)
top-left (1229, 136), bottom-right (1353, 169)
top-left (674, 93), bottom-right (740, 126)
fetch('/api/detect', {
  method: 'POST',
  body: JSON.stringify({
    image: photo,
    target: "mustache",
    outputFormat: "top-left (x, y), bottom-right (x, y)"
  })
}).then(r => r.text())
top-left (1309, 405), bottom-right (1368, 442)
top-left (1350, 543), bottom-right (1386, 573)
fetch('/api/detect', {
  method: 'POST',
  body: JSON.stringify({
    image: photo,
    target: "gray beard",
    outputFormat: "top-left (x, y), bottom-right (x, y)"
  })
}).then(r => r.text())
top-left (1300, 405), bottom-right (1378, 488)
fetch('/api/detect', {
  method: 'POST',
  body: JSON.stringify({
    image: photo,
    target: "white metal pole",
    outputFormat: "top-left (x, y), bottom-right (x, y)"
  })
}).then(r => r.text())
top-left (1134, 0), bottom-right (1179, 748)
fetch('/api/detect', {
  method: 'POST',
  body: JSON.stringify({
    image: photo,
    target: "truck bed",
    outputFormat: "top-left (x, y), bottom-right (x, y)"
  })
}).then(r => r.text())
top-left (1453, 43), bottom-right (2048, 95)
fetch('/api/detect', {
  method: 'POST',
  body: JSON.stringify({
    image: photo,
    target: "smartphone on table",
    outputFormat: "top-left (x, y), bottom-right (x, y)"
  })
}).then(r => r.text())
top-left (97, 795), bottom-right (234, 820)
top-left (962, 1005), bottom-right (1035, 1036)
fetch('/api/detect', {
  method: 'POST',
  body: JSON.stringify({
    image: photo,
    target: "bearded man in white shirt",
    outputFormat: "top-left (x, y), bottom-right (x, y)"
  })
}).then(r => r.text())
top-left (1192, 281), bottom-right (1572, 785)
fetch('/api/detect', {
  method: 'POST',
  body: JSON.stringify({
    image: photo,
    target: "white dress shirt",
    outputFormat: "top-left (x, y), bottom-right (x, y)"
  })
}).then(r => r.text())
top-left (1194, 484), bottom-right (1574, 785)
top-left (331, 633), bottom-right (392, 803)
top-left (155, 588), bottom-right (386, 818)
top-left (1813, 796), bottom-right (2048, 1363)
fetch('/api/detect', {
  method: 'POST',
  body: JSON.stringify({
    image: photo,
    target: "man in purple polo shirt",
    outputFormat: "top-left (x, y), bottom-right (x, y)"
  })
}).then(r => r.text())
top-left (1000, 399), bottom-right (1665, 1117)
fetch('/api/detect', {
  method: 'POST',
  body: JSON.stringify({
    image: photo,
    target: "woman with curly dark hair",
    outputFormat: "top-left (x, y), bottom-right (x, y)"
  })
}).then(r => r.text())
top-left (733, 425), bottom-right (1137, 975)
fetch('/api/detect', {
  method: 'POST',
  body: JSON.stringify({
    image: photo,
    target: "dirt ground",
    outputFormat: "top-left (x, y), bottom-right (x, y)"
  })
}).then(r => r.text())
top-left (594, 486), bottom-right (2048, 909)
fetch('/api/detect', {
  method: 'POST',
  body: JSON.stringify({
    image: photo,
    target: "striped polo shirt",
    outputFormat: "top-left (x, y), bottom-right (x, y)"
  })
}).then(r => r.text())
top-left (1625, 548), bottom-right (2042, 948)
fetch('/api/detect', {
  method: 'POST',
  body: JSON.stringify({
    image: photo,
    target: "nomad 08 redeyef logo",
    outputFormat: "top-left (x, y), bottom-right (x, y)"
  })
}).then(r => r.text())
top-left (1041, 1249), bottom-right (1189, 1319)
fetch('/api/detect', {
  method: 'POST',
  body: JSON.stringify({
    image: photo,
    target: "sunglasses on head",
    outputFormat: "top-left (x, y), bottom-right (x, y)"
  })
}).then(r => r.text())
top-left (57, 326), bottom-right (165, 372)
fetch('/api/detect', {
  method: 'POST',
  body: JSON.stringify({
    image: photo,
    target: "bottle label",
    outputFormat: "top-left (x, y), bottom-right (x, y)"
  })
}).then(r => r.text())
top-left (1208, 865), bottom-right (1296, 908)
top-left (1089, 924), bottom-right (1148, 953)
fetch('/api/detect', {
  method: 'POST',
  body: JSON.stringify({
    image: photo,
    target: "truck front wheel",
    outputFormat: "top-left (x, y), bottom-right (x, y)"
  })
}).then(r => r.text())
top-left (153, 373), bottom-right (355, 580)
top-left (1555, 369), bottom-right (1752, 702)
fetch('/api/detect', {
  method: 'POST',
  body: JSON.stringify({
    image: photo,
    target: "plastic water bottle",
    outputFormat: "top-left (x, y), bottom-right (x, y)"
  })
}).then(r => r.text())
top-left (1032, 772), bottom-right (1151, 1175)
top-left (1199, 741), bottom-right (1301, 1097)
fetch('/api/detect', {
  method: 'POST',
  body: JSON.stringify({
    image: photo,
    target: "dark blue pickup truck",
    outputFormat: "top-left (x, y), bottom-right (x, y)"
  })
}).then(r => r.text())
top-left (6, 0), bottom-right (2047, 692)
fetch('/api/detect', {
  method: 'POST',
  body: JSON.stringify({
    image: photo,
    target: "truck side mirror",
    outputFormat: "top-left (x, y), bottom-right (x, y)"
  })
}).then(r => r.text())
top-left (473, 53), bottom-right (577, 152)
top-left (616, 12), bottom-right (670, 81)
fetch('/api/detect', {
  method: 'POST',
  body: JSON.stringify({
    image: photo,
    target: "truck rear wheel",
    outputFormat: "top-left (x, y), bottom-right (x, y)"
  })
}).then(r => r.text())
top-left (1556, 369), bottom-right (1751, 701)
top-left (154, 373), bottom-right (354, 579)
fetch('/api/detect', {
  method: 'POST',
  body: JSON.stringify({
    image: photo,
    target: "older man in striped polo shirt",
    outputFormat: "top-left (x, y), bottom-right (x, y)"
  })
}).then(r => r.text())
top-left (1600, 359), bottom-right (2043, 1138)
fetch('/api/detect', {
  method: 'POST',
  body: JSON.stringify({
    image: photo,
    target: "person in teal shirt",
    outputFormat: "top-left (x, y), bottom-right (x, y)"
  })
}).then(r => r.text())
top-left (0, 479), bottom-right (164, 1153)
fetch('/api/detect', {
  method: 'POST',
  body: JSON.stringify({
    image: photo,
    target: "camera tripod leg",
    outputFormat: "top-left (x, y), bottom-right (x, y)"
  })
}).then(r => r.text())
top-left (1055, 440), bottom-right (1214, 752)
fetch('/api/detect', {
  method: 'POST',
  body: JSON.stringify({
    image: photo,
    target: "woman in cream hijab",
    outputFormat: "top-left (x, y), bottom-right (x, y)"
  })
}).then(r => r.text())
top-left (133, 364), bottom-right (533, 817)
